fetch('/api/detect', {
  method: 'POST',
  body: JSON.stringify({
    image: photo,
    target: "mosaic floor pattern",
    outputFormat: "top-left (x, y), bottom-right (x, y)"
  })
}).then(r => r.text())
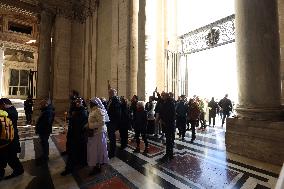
top-left (0, 117), bottom-right (281, 189)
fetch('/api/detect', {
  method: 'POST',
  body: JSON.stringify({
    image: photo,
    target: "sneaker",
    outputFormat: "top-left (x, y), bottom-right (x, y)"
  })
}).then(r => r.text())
top-left (4, 169), bottom-right (24, 180)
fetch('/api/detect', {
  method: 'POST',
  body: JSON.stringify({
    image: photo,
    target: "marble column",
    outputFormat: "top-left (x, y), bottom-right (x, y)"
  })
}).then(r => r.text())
top-left (226, 0), bottom-right (284, 165)
top-left (0, 48), bottom-right (3, 97)
top-left (235, 0), bottom-right (283, 120)
top-left (52, 16), bottom-right (71, 113)
top-left (137, 0), bottom-right (146, 100)
top-left (37, 10), bottom-right (53, 100)
top-left (279, 0), bottom-right (284, 104)
top-left (129, 0), bottom-right (139, 98)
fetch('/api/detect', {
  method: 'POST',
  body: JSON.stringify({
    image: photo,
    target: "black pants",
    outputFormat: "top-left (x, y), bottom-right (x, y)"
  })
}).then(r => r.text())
top-left (176, 117), bottom-right (186, 138)
top-left (164, 123), bottom-right (175, 158)
top-left (189, 120), bottom-right (197, 140)
top-left (107, 122), bottom-right (117, 157)
top-left (25, 112), bottom-right (32, 124)
top-left (119, 127), bottom-right (128, 148)
top-left (0, 145), bottom-right (24, 177)
top-left (209, 115), bottom-right (216, 126)
top-left (222, 111), bottom-right (230, 125)
top-left (134, 129), bottom-right (148, 148)
top-left (39, 134), bottom-right (50, 159)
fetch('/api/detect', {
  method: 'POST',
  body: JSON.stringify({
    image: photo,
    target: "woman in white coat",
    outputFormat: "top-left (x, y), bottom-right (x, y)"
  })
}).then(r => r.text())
top-left (87, 97), bottom-right (109, 175)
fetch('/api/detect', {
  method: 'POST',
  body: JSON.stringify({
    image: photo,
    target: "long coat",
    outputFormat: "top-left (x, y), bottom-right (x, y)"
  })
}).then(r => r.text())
top-left (67, 106), bottom-right (88, 165)
top-left (87, 107), bottom-right (109, 166)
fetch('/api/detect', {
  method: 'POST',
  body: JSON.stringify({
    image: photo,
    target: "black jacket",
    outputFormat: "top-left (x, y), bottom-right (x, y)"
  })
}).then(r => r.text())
top-left (107, 96), bottom-right (121, 123)
top-left (208, 100), bottom-right (218, 116)
top-left (159, 98), bottom-right (175, 125)
top-left (134, 109), bottom-right (147, 131)
top-left (24, 99), bottom-right (33, 113)
top-left (36, 105), bottom-right (55, 135)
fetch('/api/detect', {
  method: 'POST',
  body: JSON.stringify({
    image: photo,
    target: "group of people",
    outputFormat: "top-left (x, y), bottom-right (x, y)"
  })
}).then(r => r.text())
top-left (57, 89), bottom-right (234, 173)
top-left (0, 88), bottom-right (233, 180)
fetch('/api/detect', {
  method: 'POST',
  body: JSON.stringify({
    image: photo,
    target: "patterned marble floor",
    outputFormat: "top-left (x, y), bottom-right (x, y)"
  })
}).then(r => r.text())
top-left (0, 117), bottom-right (281, 189)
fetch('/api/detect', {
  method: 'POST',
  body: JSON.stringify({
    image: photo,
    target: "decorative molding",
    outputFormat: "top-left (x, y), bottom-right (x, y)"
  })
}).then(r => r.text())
top-left (0, 0), bottom-right (99, 22)
top-left (0, 40), bottom-right (37, 52)
top-left (3, 60), bottom-right (35, 70)
top-left (0, 0), bottom-right (39, 17)
top-left (179, 14), bottom-right (235, 54)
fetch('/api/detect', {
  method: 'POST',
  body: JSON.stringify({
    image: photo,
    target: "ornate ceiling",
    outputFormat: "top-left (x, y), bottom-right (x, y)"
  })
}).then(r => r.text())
top-left (0, 0), bottom-right (99, 22)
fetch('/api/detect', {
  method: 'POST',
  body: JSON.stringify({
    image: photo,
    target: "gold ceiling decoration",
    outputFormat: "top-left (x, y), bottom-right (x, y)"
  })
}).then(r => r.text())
top-left (0, 0), bottom-right (99, 22)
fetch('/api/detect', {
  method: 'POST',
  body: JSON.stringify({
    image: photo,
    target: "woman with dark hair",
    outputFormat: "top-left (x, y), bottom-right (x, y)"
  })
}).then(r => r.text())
top-left (87, 98), bottom-right (109, 175)
top-left (61, 98), bottom-right (88, 176)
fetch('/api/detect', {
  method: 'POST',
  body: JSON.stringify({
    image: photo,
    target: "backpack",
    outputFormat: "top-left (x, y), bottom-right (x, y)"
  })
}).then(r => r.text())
top-left (0, 116), bottom-right (14, 148)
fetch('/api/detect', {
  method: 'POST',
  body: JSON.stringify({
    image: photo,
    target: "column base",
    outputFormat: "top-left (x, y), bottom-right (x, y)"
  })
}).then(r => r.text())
top-left (226, 118), bottom-right (284, 165)
top-left (236, 106), bottom-right (284, 121)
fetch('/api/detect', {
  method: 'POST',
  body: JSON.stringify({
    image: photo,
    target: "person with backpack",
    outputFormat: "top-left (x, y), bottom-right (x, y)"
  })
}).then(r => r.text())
top-left (0, 100), bottom-right (24, 181)
top-left (35, 99), bottom-right (55, 162)
top-left (175, 95), bottom-right (188, 140)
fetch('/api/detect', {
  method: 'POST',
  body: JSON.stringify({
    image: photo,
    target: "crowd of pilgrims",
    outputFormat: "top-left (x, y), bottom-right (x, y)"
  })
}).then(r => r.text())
top-left (60, 89), bottom-right (233, 176)
top-left (0, 88), bottom-right (233, 181)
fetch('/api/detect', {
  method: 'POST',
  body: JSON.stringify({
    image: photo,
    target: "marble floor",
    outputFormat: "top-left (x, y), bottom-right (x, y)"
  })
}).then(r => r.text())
top-left (0, 117), bottom-right (281, 189)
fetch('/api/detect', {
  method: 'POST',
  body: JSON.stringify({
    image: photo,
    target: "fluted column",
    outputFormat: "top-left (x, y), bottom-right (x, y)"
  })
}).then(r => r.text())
top-left (129, 0), bottom-right (139, 98)
top-left (37, 10), bottom-right (53, 99)
top-left (0, 48), bottom-right (3, 97)
top-left (235, 0), bottom-right (283, 120)
top-left (279, 0), bottom-right (284, 104)
top-left (137, 0), bottom-right (146, 100)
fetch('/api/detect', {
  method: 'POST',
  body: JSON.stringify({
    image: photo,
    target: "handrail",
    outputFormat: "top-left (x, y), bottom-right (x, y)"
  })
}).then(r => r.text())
top-left (275, 163), bottom-right (284, 189)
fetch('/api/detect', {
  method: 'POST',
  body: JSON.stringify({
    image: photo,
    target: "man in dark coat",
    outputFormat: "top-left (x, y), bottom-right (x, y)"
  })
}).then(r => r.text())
top-left (159, 92), bottom-right (175, 161)
top-left (208, 97), bottom-right (218, 127)
top-left (119, 96), bottom-right (130, 149)
top-left (107, 89), bottom-right (121, 158)
top-left (24, 95), bottom-right (33, 124)
top-left (35, 100), bottom-right (55, 161)
top-left (175, 95), bottom-right (188, 140)
top-left (61, 98), bottom-right (88, 176)
top-left (218, 94), bottom-right (233, 127)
